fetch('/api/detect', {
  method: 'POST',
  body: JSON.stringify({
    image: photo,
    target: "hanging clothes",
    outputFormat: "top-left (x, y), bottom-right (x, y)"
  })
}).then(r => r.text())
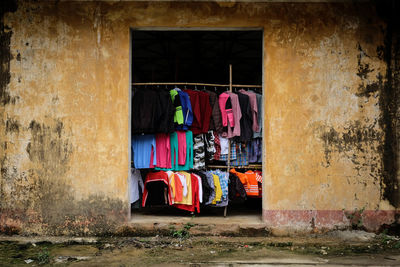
top-left (226, 92), bottom-right (242, 139)
top-left (253, 92), bottom-right (263, 138)
top-left (131, 89), bottom-right (158, 134)
top-left (211, 173), bottom-right (223, 204)
top-left (237, 92), bottom-right (253, 142)
top-left (156, 90), bottom-right (175, 133)
top-left (132, 134), bottom-right (157, 169)
top-left (206, 90), bottom-right (223, 133)
top-left (177, 131), bottom-right (187, 165)
top-left (166, 171), bottom-right (183, 204)
top-left (192, 173), bottom-right (203, 204)
top-left (219, 135), bottom-right (230, 155)
top-left (175, 89), bottom-right (193, 131)
top-left (142, 171), bottom-right (171, 207)
top-left (129, 168), bottom-right (144, 204)
top-left (228, 172), bottom-right (247, 201)
top-left (131, 89), bottom-right (174, 134)
top-left (255, 170), bottom-right (262, 183)
top-left (155, 131), bottom-right (191, 171)
top-left (155, 133), bottom-right (171, 169)
top-left (193, 134), bottom-right (206, 170)
top-left (230, 142), bottom-right (249, 166)
top-left (230, 169), bottom-right (259, 197)
top-left (173, 171), bottom-right (192, 205)
top-left (204, 131), bottom-right (216, 161)
top-left (219, 92), bottom-right (234, 136)
top-left (170, 89), bottom-right (184, 126)
top-left (239, 89), bottom-right (259, 133)
top-left (249, 138), bottom-right (262, 163)
top-left (244, 170), bottom-right (262, 198)
top-left (213, 132), bottom-right (221, 160)
top-left (202, 171), bottom-right (216, 205)
top-left (210, 170), bottom-right (229, 207)
top-left (175, 171), bottom-right (188, 197)
top-left (198, 91), bottom-right (213, 133)
top-left (219, 138), bottom-right (237, 162)
top-left (155, 132), bottom-right (177, 171)
top-left (184, 89), bottom-right (212, 134)
top-left (175, 131), bottom-right (194, 171)
top-left (255, 170), bottom-right (263, 196)
top-left (194, 171), bottom-right (211, 204)
top-left (173, 173), bottom-right (200, 213)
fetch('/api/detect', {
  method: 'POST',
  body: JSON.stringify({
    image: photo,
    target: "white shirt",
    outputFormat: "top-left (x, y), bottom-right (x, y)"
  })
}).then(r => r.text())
top-left (219, 135), bottom-right (229, 155)
top-left (129, 168), bottom-right (144, 204)
top-left (175, 172), bottom-right (188, 197)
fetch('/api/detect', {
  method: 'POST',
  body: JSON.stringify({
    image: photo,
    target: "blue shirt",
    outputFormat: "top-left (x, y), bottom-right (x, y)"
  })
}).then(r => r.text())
top-left (132, 134), bottom-right (157, 169)
top-left (176, 90), bottom-right (193, 130)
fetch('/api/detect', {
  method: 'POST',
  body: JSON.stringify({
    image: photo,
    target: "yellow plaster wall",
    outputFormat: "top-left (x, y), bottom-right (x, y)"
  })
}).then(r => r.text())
top-left (0, 1), bottom-right (393, 234)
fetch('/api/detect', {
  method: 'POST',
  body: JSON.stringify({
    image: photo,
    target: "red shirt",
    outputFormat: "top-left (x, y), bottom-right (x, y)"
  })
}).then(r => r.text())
top-left (184, 89), bottom-right (212, 134)
top-left (142, 171), bottom-right (171, 207)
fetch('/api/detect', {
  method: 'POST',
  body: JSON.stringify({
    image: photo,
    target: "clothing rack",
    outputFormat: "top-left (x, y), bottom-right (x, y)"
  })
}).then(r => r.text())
top-left (131, 82), bottom-right (262, 88)
top-left (132, 64), bottom-right (262, 218)
top-left (207, 165), bottom-right (262, 169)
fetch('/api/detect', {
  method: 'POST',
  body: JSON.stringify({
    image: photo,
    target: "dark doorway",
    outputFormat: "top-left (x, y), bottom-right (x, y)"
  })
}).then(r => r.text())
top-left (130, 29), bottom-right (264, 219)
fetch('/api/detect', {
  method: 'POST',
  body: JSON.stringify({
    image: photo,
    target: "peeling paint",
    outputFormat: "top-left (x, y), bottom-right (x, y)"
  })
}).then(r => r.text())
top-left (5, 117), bottom-right (20, 134)
top-left (317, 120), bottom-right (382, 174)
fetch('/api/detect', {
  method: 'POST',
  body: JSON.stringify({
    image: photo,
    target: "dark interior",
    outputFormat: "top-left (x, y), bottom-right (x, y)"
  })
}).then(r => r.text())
top-left (131, 30), bottom-right (263, 85)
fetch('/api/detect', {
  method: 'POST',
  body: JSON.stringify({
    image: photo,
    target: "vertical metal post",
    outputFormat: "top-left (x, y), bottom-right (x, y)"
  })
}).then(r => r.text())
top-left (224, 64), bottom-right (233, 218)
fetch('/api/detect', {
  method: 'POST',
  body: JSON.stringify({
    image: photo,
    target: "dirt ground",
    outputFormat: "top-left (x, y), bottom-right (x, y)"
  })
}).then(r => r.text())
top-left (1, 231), bottom-right (400, 266)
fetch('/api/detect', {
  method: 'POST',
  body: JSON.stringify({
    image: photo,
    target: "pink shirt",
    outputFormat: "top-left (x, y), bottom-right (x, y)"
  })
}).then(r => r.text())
top-left (218, 92), bottom-right (234, 128)
top-left (155, 133), bottom-right (171, 168)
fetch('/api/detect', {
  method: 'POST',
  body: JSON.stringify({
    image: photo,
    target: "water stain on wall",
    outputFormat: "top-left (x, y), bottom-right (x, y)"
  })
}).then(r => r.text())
top-left (0, 0), bottom-right (17, 106)
top-left (5, 117), bottom-right (19, 134)
top-left (355, 43), bottom-right (383, 98)
top-left (1, 118), bottom-right (127, 235)
top-left (317, 120), bottom-right (382, 178)
top-left (317, 1), bottom-right (400, 208)
top-left (375, 0), bottom-right (400, 208)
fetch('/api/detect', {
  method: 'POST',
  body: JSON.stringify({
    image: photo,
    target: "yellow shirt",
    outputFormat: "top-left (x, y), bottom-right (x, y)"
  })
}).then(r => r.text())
top-left (173, 171), bottom-right (192, 205)
top-left (211, 174), bottom-right (222, 204)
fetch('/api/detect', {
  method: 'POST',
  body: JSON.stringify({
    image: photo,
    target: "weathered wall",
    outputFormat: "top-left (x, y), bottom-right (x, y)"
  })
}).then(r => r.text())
top-left (0, 0), bottom-right (399, 235)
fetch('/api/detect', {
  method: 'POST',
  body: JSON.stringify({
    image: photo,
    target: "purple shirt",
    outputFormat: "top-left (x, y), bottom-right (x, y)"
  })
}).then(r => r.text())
top-left (226, 92), bottom-right (242, 138)
top-left (239, 89), bottom-right (259, 132)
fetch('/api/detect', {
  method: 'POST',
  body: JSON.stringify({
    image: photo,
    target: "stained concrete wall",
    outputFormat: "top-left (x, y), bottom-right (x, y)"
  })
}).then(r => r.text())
top-left (0, 0), bottom-right (399, 235)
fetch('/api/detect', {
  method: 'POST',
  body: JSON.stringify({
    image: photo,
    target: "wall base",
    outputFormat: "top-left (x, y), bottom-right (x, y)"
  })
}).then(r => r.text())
top-left (263, 209), bottom-right (399, 234)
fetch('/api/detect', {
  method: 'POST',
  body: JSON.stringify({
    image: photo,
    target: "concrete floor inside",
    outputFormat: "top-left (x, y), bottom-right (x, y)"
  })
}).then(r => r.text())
top-left (130, 206), bottom-right (263, 225)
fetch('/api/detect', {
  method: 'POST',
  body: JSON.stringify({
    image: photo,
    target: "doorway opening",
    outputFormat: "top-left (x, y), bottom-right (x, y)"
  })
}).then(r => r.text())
top-left (130, 29), bottom-right (264, 222)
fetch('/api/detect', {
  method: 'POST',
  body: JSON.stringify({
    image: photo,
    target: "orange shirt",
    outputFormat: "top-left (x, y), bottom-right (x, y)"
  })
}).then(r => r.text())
top-left (230, 169), bottom-right (259, 197)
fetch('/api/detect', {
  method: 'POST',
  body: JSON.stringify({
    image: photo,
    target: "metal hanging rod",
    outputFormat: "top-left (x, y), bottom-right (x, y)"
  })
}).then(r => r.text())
top-left (131, 82), bottom-right (262, 88)
top-left (207, 165), bottom-right (262, 169)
